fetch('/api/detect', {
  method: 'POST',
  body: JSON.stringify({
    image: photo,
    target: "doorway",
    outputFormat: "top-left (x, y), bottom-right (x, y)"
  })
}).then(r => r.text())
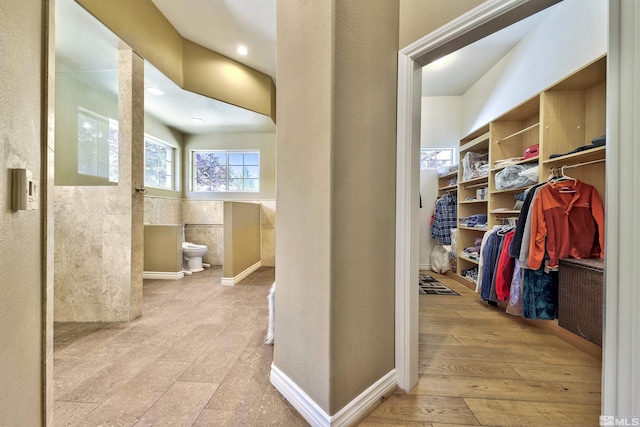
top-left (397, 0), bottom-right (640, 419)
top-left (395, 0), bottom-right (605, 391)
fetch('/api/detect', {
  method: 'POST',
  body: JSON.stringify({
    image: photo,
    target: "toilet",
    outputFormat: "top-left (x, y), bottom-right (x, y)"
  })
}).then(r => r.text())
top-left (182, 242), bottom-right (209, 272)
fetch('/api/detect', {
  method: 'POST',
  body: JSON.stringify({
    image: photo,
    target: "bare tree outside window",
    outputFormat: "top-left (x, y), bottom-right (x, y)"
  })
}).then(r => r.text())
top-left (144, 136), bottom-right (174, 189)
top-left (193, 151), bottom-right (259, 192)
top-left (420, 148), bottom-right (455, 170)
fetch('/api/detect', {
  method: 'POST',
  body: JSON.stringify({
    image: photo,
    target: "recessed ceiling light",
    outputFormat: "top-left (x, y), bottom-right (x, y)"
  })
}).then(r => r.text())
top-left (237, 45), bottom-right (248, 56)
top-left (146, 87), bottom-right (164, 96)
top-left (191, 117), bottom-right (204, 123)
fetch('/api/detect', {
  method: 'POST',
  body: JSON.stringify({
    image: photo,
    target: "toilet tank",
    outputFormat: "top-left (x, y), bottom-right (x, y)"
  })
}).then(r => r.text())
top-left (143, 224), bottom-right (182, 273)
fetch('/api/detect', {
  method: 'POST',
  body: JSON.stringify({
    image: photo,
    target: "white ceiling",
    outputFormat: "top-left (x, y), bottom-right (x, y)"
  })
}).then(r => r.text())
top-left (421, 6), bottom-right (553, 96)
top-left (151, 0), bottom-right (277, 82)
top-left (56, 0), bottom-right (555, 135)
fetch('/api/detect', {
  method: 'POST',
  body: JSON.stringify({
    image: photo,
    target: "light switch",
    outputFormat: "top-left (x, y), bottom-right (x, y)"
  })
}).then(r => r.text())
top-left (12, 168), bottom-right (38, 211)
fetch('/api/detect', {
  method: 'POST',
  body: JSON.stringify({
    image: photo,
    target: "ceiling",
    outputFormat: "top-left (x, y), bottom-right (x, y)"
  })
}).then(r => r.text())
top-left (56, 0), bottom-right (555, 135)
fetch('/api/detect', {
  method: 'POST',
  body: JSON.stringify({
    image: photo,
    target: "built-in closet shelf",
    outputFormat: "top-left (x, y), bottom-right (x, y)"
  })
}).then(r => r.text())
top-left (460, 199), bottom-right (487, 204)
top-left (460, 131), bottom-right (490, 152)
top-left (438, 184), bottom-right (458, 192)
top-left (457, 226), bottom-right (488, 232)
top-left (542, 146), bottom-right (606, 167)
top-left (490, 209), bottom-right (521, 214)
top-left (460, 176), bottom-right (489, 188)
top-left (438, 171), bottom-right (458, 179)
top-left (496, 122), bottom-right (540, 144)
top-left (492, 185), bottom-right (533, 194)
top-left (458, 255), bottom-right (479, 265)
top-left (491, 156), bottom-right (540, 171)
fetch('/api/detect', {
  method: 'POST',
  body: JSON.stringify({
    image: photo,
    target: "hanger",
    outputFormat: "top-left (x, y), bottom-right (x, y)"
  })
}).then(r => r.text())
top-left (548, 166), bottom-right (576, 192)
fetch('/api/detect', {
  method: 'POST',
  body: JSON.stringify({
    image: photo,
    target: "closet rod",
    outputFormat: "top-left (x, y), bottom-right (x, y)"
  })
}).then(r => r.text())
top-left (496, 123), bottom-right (540, 143)
top-left (464, 182), bottom-right (489, 189)
top-left (185, 223), bottom-right (224, 226)
top-left (553, 158), bottom-right (606, 171)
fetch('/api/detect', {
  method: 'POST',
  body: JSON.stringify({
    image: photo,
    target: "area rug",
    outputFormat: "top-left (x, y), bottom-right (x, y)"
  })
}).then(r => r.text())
top-left (419, 273), bottom-right (459, 295)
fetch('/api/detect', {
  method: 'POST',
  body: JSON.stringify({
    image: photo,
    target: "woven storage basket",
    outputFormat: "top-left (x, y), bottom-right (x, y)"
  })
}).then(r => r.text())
top-left (558, 258), bottom-right (604, 346)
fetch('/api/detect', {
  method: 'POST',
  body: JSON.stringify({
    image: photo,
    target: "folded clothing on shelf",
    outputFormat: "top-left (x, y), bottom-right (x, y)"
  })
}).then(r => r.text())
top-left (549, 136), bottom-right (605, 159)
top-left (437, 164), bottom-right (459, 177)
top-left (466, 214), bottom-right (487, 227)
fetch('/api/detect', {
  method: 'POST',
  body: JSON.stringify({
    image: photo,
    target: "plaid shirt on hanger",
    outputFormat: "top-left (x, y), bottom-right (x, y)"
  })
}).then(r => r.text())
top-left (431, 192), bottom-right (457, 244)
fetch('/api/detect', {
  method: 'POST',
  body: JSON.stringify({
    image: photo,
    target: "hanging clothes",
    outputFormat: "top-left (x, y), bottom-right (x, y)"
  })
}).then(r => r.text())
top-left (509, 183), bottom-right (546, 259)
top-left (495, 229), bottom-right (516, 301)
top-left (528, 179), bottom-right (605, 270)
top-left (475, 227), bottom-right (497, 293)
top-left (431, 192), bottom-right (457, 244)
top-left (506, 263), bottom-right (523, 316)
top-left (522, 266), bottom-right (558, 320)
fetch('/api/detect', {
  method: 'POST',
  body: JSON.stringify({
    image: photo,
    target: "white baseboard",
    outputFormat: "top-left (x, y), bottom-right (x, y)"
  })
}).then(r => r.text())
top-left (142, 271), bottom-right (184, 280)
top-left (419, 263), bottom-right (431, 271)
top-left (270, 364), bottom-right (397, 427)
top-left (220, 260), bottom-right (262, 286)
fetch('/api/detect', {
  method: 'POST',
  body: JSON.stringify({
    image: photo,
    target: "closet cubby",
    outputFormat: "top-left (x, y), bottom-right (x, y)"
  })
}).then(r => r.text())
top-left (456, 128), bottom-right (490, 279)
top-left (437, 170), bottom-right (458, 196)
top-left (540, 56), bottom-right (607, 197)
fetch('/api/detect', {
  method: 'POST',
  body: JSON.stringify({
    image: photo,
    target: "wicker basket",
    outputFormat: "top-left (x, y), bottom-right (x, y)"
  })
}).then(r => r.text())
top-left (558, 258), bottom-right (604, 346)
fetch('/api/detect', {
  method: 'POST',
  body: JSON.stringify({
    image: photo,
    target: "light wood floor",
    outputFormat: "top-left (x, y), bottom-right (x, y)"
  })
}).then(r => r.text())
top-left (362, 272), bottom-right (602, 427)
top-left (53, 268), bottom-right (601, 426)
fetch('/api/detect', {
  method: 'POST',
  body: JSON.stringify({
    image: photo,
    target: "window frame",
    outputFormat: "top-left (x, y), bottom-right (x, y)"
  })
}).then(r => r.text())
top-left (190, 149), bottom-right (261, 193)
top-left (143, 134), bottom-right (177, 191)
top-left (419, 147), bottom-right (456, 171)
top-left (77, 107), bottom-right (119, 182)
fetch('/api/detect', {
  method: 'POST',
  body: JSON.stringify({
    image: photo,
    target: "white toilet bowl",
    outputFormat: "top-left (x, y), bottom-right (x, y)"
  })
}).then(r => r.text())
top-left (182, 242), bottom-right (209, 272)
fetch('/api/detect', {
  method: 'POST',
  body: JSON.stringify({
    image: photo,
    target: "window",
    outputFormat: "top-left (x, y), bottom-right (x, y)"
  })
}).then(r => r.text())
top-left (192, 151), bottom-right (260, 192)
top-left (420, 148), bottom-right (455, 170)
top-left (144, 136), bottom-right (175, 190)
top-left (77, 108), bottom-right (118, 182)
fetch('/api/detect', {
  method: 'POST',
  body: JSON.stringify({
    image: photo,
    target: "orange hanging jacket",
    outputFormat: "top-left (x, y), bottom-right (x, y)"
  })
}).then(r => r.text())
top-left (528, 179), bottom-right (604, 270)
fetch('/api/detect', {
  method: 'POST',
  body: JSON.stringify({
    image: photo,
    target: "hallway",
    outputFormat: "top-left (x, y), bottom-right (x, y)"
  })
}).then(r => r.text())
top-left (53, 269), bottom-right (601, 426)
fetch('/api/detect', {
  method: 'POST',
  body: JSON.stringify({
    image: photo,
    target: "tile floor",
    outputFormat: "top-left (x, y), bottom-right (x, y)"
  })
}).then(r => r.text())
top-left (53, 266), bottom-right (307, 426)
top-left (53, 268), bottom-right (602, 426)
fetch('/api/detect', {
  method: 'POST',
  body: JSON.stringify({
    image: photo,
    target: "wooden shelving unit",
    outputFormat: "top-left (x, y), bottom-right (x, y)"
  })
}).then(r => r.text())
top-left (449, 55), bottom-right (607, 295)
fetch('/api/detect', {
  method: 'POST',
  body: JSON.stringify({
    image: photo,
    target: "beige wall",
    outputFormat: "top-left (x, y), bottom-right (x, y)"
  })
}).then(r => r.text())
top-left (143, 224), bottom-right (182, 272)
top-left (276, 0), bottom-right (333, 410)
top-left (0, 0), bottom-right (46, 425)
top-left (223, 202), bottom-right (261, 278)
top-left (399, 0), bottom-right (484, 49)
top-left (276, 0), bottom-right (398, 415)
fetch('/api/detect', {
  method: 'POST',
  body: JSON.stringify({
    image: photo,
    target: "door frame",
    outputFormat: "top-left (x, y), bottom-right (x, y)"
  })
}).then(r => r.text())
top-left (395, 0), bottom-right (581, 390)
top-left (393, 0), bottom-right (535, 389)
top-left (396, 0), bottom-right (640, 417)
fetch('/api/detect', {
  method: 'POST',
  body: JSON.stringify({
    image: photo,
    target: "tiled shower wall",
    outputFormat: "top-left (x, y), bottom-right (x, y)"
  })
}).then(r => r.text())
top-left (54, 186), bottom-right (133, 321)
top-left (143, 196), bottom-right (275, 267)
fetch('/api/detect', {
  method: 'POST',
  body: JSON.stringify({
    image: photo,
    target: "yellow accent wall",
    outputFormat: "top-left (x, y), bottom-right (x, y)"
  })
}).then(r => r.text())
top-left (223, 202), bottom-right (261, 279)
top-left (75, 0), bottom-right (275, 122)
